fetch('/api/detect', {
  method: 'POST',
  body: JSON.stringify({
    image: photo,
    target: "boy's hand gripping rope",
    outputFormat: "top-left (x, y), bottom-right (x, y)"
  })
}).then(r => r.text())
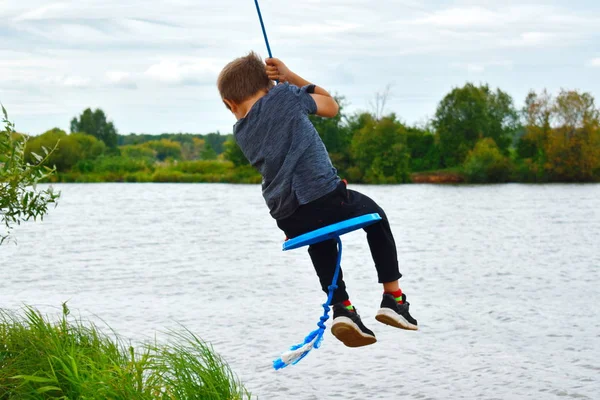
top-left (272, 237), bottom-right (343, 370)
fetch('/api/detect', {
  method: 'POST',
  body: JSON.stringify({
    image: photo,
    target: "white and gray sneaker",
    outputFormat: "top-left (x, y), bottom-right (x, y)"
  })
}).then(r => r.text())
top-left (375, 293), bottom-right (419, 331)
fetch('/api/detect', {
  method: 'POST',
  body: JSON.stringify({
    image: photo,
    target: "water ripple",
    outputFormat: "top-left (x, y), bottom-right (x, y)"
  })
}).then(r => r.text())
top-left (1, 183), bottom-right (599, 399)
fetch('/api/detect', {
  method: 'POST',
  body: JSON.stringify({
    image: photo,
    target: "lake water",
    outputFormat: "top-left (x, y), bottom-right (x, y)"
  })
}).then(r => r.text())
top-left (1, 183), bottom-right (599, 399)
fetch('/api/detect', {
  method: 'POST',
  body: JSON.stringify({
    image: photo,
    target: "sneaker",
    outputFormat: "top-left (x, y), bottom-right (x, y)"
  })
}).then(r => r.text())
top-left (331, 304), bottom-right (377, 348)
top-left (375, 293), bottom-right (419, 331)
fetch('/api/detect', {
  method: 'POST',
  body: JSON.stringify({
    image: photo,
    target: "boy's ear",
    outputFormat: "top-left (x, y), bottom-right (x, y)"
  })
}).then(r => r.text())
top-left (223, 99), bottom-right (236, 112)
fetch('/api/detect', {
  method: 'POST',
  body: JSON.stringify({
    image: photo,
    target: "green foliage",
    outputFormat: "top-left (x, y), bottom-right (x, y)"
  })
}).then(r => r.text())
top-left (519, 89), bottom-right (600, 182)
top-left (50, 160), bottom-right (260, 184)
top-left (405, 127), bottom-right (441, 172)
top-left (70, 108), bottom-right (118, 148)
top-left (351, 114), bottom-right (410, 183)
top-left (0, 304), bottom-right (250, 399)
top-left (175, 160), bottom-right (235, 175)
top-left (120, 144), bottom-right (156, 160)
top-left (185, 138), bottom-right (207, 160)
top-left (463, 138), bottom-right (512, 183)
top-left (516, 133), bottom-right (539, 160)
top-left (144, 139), bottom-right (183, 161)
top-left (0, 106), bottom-right (60, 244)
top-left (223, 139), bottom-right (249, 167)
top-left (512, 158), bottom-right (547, 183)
top-left (167, 160), bottom-right (260, 183)
top-left (310, 96), bottom-right (352, 154)
top-left (84, 156), bottom-right (154, 174)
top-left (203, 133), bottom-right (227, 154)
top-left (26, 130), bottom-right (106, 172)
top-left (13, 85), bottom-right (599, 186)
top-left (434, 83), bottom-right (520, 167)
top-left (310, 96), bottom-right (354, 177)
top-left (120, 133), bottom-right (229, 157)
top-left (200, 143), bottom-right (218, 160)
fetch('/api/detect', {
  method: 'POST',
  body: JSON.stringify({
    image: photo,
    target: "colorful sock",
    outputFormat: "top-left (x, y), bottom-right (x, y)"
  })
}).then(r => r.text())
top-left (385, 289), bottom-right (403, 304)
top-left (342, 300), bottom-right (354, 311)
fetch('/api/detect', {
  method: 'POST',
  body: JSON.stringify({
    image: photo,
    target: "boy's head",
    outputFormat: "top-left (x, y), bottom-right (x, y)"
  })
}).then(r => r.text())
top-left (218, 51), bottom-right (273, 112)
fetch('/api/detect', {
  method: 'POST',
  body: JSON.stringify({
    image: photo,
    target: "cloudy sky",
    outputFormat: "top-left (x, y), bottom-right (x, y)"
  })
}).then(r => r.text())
top-left (1, 0), bottom-right (599, 136)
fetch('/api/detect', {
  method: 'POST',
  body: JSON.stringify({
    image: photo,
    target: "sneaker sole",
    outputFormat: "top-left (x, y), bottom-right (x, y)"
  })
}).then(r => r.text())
top-left (331, 317), bottom-right (377, 348)
top-left (375, 308), bottom-right (419, 331)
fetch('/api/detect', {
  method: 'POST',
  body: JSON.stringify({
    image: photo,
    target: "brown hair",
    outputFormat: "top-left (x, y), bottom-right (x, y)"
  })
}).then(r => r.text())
top-left (217, 52), bottom-right (273, 108)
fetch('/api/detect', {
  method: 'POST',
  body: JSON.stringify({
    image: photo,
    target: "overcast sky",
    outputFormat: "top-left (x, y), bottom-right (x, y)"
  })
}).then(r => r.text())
top-left (1, 0), bottom-right (599, 136)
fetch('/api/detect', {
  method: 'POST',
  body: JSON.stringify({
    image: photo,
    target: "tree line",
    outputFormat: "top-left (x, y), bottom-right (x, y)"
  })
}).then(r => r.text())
top-left (21, 83), bottom-right (600, 184)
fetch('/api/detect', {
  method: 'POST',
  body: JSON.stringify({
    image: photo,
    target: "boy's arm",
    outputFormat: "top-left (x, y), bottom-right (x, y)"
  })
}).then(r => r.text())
top-left (265, 58), bottom-right (339, 118)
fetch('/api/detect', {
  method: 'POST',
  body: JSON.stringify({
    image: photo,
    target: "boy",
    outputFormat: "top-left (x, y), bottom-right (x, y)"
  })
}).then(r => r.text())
top-left (217, 52), bottom-right (418, 348)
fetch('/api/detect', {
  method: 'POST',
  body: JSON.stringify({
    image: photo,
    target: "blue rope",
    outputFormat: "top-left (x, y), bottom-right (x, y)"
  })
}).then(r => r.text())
top-left (273, 237), bottom-right (343, 370)
top-left (253, 0), bottom-right (273, 58)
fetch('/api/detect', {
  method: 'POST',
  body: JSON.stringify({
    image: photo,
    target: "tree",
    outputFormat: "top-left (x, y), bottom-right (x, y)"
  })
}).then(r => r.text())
top-left (120, 144), bottom-right (156, 161)
top-left (180, 137), bottom-right (205, 160)
top-left (433, 83), bottom-right (520, 167)
top-left (144, 139), bottom-right (182, 161)
top-left (309, 96), bottom-right (351, 154)
top-left (405, 126), bottom-right (441, 172)
top-left (553, 90), bottom-right (599, 138)
top-left (223, 139), bottom-right (249, 167)
top-left (309, 95), bottom-right (353, 177)
top-left (463, 138), bottom-right (512, 183)
top-left (544, 90), bottom-right (600, 181)
top-left (203, 132), bottom-right (227, 154)
top-left (369, 84), bottom-right (393, 121)
top-left (200, 143), bottom-right (217, 160)
top-left (350, 113), bottom-right (410, 183)
top-left (518, 89), bottom-right (600, 182)
top-left (70, 108), bottom-right (118, 148)
top-left (517, 90), bottom-right (554, 175)
top-left (26, 129), bottom-right (106, 172)
top-left (0, 105), bottom-right (59, 244)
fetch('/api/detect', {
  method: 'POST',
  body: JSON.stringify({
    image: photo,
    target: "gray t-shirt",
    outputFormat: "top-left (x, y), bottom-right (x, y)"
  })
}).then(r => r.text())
top-left (233, 83), bottom-right (340, 220)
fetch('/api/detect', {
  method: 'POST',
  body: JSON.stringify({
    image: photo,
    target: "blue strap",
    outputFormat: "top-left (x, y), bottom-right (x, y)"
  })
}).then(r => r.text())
top-left (273, 237), bottom-right (343, 370)
top-left (253, 0), bottom-right (273, 58)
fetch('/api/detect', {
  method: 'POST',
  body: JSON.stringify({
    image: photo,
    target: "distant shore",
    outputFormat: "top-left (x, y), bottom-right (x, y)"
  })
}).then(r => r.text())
top-left (44, 166), bottom-right (471, 184)
top-left (45, 168), bottom-right (600, 184)
top-left (410, 170), bottom-right (465, 184)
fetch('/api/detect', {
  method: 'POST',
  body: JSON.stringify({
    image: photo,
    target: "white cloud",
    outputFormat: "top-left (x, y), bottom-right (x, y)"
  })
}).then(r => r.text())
top-left (278, 21), bottom-right (361, 35)
top-left (14, 3), bottom-right (68, 21)
top-left (62, 76), bottom-right (90, 88)
top-left (144, 59), bottom-right (220, 86)
top-left (467, 64), bottom-right (485, 73)
top-left (413, 7), bottom-right (502, 28)
top-left (0, 0), bottom-right (598, 135)
top-left (500, 31), bottom-right (555, 47)
top-left (106, 71), bottom-right (137, 89)
top-left (450, 60), bottom-right (514, 74)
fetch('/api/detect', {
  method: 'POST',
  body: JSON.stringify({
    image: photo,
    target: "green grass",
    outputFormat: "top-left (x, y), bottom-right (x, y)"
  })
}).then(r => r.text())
top-left (0, 304), bottom-right (250, 400)
top-left (48, 162), bottom-right (262, 184)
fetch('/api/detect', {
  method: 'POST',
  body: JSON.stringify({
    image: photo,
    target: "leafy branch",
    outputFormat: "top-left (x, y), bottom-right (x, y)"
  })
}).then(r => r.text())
top-left (0, 104), bottom-right (60, 244)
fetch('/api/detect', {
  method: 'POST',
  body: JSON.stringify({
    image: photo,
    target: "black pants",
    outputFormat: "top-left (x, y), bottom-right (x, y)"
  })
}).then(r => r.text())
top-left (276, 181), bottom-right (402, 304)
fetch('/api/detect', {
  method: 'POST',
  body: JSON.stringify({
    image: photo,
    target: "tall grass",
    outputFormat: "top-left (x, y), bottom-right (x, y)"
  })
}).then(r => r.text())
top-left (0, 304), bottom-right (250, 399)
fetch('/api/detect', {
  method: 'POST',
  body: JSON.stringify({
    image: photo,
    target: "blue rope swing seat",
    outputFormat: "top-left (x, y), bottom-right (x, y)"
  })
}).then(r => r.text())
top-left (273, 213), bottom-right (382, 370)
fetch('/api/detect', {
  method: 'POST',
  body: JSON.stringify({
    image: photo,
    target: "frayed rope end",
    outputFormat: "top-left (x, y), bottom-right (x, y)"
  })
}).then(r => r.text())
top-left (272, 327), bottom-right (326, 370)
